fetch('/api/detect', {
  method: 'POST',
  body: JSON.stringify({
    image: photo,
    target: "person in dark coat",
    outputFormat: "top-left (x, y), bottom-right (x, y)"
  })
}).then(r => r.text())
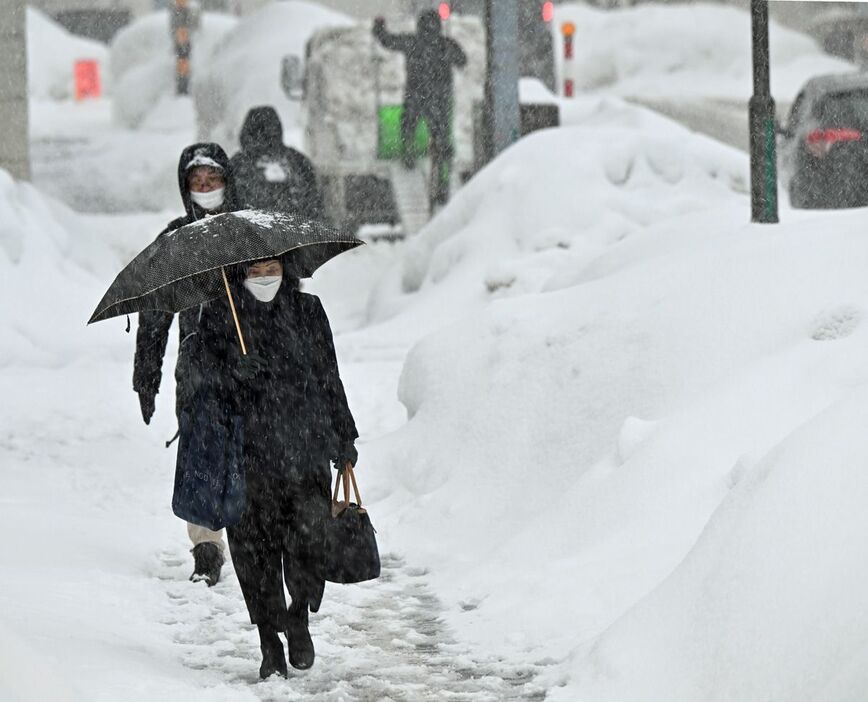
top-left (133, 142), bottom-right (241, 587)
top-left (187, 256), bottom-right (358, 678)
top-left (229, 106), bottom-right (324, 220)
top-left (373, 10), bottom-right (467, 179)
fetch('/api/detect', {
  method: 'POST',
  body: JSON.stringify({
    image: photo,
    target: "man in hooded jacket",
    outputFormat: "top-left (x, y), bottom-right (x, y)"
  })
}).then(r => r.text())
top-left (229, 106), bottom-right (324, 220)
top-left (133, 142), bottom-right (240, 587)
top-left (373, 9), bottom-right (467, 185)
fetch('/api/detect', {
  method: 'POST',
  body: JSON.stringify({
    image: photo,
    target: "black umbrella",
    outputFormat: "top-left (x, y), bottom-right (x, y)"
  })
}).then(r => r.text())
top-left (88, 210), bottom-right (363, 353)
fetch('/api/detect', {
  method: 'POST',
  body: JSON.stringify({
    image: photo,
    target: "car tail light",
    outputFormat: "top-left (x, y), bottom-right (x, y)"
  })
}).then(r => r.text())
top-left (542, 1), bottom-right (554, 23)
top-left (805, 128), bottom-right (862, 158)
top-left (438, 2), bottom-right (450, 20)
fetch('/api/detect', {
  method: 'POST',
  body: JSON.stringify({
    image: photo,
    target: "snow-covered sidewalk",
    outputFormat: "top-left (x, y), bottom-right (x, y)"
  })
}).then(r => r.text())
top-left (0, 317), bottom-right (549, 700)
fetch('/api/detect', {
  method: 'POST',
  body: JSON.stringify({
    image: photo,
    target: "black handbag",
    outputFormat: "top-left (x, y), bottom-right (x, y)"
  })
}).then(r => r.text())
top-left (323, 464), bottom-right (381, 584)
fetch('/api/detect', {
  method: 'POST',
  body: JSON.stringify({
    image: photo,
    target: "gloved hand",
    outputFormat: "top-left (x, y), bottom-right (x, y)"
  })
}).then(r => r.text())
top-left (232, 351), bottom-right (268, 383)
top-left (372, 17), bottom-right (386, 36)
top-left (138, 390), bottom-right (156, 425)
top-left (333, 442), bottom-right (358, 471)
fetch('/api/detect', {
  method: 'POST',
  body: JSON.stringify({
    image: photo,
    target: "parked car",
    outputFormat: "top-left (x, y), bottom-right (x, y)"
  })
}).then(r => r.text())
top-left (780, 73), bottom-right (868, 209)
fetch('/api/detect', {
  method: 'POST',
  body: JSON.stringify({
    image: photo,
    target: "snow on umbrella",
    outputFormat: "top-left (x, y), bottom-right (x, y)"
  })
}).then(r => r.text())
top-left (87, 209), bottom-right (363, 352)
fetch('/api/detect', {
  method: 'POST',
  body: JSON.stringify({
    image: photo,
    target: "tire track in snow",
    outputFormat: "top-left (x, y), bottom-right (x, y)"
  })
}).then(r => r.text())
top-left (151, 549), bottom-right (550, 700)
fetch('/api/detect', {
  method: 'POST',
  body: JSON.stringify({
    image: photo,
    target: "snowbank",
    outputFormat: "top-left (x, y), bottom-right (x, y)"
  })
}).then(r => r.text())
top-left (366, 96), bottom-right (748, 331)
top-left (194, 0), bottom-right (353, 152)
top-left (27, 8), bottom-right (109, 101)
top-left (30, 96), bottom-right (196, 213)
top-left (556, 387), bottom-right (868, 701)
top-left (0, 167), bottom-right (154, 366)
top-left (358, 95), bottom-right (868, 699)
top-left (554, 2), bottom-right (852, 103)
top-left (110, 10), bottom-right (237, 129)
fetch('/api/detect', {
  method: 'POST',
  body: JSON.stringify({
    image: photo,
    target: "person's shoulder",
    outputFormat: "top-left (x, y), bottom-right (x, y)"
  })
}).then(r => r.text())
top-left (294, 291), bottom-right (329, 320)
top-left (162, 215), bottom-right (189, 235)
top-left (283, 146), bottom-right (315, 167)
top-left (296, 291), bottom-right (323, 310)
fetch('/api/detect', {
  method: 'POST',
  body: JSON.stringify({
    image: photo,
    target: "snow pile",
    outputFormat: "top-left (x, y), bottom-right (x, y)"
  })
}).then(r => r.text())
top-left (357, 96), bottom-right (868, 698)
top-left (558, 387), bottom-right (868, 701)
top-left (0, 167), bottom-right (149, 366)
top-left (302, 16), bottom-right (485, 168)
top-left (367, 96), bottom-right (748, 330)
top-left (554, 2), bottom-right (852, 103)
top-left (194, 0), bottom-right (353, 152)
top-left (26, 8), bottom-right (110, 101)
top-left (30, 96), bottom-right (195, 213)
top-left (110, 10), bottom-right (237, 129)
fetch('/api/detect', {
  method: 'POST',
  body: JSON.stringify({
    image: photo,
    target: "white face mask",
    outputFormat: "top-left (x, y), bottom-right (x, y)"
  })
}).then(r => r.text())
top-left (244, 275), bottom-right (282, 303)
top-left (190, 187), bottom-right (225, 211)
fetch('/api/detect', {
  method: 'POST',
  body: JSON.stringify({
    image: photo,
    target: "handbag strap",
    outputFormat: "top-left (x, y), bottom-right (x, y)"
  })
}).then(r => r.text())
top-left (332, 463), bottom-right (364, 507)
top-left (348, 464), bottom-right (363, 507)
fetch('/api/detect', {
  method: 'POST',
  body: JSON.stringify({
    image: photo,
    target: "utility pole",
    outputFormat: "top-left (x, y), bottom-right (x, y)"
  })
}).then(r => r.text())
top-left (172, 0), bottom-right (192, 95)
top-left (0, 0), bottom-right (30, 181)
top-left (483, 0), bottom-right (521, 159)
top-left (749, 0), bottom-right (778, 223)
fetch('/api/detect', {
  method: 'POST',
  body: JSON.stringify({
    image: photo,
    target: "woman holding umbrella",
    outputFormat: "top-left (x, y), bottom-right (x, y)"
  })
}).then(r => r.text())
top-left (188, 255), bottom-right (359, 678)
top-left (89, 193), bottom-right (367, 677)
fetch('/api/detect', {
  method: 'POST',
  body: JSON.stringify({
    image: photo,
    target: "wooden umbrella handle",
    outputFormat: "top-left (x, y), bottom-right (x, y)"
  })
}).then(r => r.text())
top-left (221, 267), bottom-right (247, 356)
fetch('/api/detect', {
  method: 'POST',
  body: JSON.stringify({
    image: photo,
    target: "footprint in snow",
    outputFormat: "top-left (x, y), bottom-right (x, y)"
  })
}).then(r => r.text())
top-left (810, 305), bottom-right (863, 341)
top-left (151, 549), bottom-right (553, 700)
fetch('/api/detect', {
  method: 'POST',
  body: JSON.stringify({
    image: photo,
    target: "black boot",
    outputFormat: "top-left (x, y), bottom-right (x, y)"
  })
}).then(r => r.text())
top-left (285, 605), bottom-right (315, 670)
top-left (190, 543), bottom-right (224, 587)
top-left (258, 626), bottom-right (287, 679)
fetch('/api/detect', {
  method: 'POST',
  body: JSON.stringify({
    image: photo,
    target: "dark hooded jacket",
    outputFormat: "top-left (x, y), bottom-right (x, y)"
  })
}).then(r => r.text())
top-left (132, 143), bottom-right (240, 413)
top-left (373, 10), bottom-right (467, 105)
top-left (229, 107), bottom-right (324, 220)
top-left (189, 264), bottom-right (358, 473)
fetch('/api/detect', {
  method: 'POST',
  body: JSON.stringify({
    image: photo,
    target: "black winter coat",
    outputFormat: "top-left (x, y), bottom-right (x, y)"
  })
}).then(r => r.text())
top-left (229, 106), bottom-right (324, 220)
top-left (189, 272), bottom-right (358, 477)
top-left (373, 11), bottom-right (467, 104)
top-left (133, 143), bottom-right (240, 414)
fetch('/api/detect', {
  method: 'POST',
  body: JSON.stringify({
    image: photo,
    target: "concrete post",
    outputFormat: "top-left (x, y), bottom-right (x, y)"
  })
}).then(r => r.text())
top-left (0, 0), bottom-right (30, 181)
top-left (484, 0), bottom-right (521, 157)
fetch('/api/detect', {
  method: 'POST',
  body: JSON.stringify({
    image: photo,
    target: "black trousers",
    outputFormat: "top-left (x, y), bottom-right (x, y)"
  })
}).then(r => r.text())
top-left (227, 465), bottom-right (330, 631)
top-left (401, 95), bottom-right (453, 162)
